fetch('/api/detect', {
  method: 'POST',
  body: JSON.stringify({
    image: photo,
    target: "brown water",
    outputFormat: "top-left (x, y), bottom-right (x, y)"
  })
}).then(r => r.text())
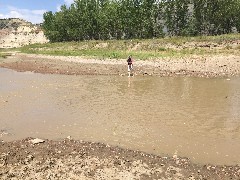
top-left (1, 68), bottom-right (240, 165)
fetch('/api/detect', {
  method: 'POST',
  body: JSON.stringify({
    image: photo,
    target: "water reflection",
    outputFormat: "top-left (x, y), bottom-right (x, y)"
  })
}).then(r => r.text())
top-left (0, 68), bottom-right (240, 165)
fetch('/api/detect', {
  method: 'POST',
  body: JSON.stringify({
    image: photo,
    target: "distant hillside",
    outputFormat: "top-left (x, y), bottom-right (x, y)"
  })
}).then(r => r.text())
top-left (0, 18), bottom-right (48, 48)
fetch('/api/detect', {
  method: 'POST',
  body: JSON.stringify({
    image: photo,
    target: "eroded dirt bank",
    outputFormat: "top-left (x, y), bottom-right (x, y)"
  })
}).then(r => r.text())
top-left (0, 138), bottom-right (239, 180)
top-left (1, 53), bottom-right (240, 77)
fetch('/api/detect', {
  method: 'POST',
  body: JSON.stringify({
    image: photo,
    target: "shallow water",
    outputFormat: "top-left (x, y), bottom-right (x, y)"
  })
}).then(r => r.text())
top-left (0, 67), bottom-right (240, 165)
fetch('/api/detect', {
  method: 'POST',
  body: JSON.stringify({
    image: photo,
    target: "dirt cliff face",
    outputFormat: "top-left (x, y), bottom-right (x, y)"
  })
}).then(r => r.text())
top-left (0, 18), bottom-right (49, 48)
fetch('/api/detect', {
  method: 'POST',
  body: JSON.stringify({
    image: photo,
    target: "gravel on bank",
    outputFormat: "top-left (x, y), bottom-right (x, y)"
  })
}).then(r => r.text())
top-left (0, 138), bottom-right (240, 180)
top-left (1, 53), bottom-right (240, 77)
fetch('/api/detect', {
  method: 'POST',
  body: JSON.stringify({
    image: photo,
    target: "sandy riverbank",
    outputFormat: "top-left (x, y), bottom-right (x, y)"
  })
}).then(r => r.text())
top-left (0, 138), bottom-right (239, 180)
top-left (1, 53), bottom-right (240, 77)
top-left (1, 53), bottom-right (240, 179)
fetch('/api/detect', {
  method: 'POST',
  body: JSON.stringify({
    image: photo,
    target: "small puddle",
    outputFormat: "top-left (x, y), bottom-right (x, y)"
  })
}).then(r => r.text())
top-left (0, 68), bottom-right (240, 165)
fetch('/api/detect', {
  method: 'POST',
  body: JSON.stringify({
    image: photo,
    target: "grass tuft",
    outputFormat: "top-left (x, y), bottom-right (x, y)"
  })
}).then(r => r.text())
top-left (0, 52), bottom-right (12, 58)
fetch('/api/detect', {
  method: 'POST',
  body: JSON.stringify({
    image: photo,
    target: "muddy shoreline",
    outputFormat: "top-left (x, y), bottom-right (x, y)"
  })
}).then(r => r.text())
top-left (0, 138), bottom-right (239, 180)
top-left (1, 53), bottom-right (240, 77)
top-left (1, 53), bottom-right (240, 179)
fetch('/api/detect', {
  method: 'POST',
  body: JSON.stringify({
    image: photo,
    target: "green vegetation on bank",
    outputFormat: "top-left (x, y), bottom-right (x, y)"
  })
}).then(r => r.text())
top-left (0, 50), bottom-right (12, 58)
top-left (0, 54), bottom-right (7, 58)
top-left (18, 33), bottom-right (240, 60)
top-left (43, 0), bottom-right (240, 42)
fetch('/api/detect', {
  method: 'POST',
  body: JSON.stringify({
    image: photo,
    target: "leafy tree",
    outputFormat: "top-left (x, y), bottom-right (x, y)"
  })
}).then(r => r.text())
top-left (42, 0), bottom-right (240, 42)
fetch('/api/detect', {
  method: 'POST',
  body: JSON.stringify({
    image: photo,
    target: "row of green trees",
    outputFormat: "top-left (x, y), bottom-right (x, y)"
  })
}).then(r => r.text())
top-left (42, 0), bottom-right (240, 42)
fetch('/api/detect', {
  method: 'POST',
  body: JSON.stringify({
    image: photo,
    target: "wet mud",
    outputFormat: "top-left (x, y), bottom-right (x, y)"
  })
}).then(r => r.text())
top-left (0, 138), bottom-right (240, 180)
top-left (1, 53), bottom-right (240, 179)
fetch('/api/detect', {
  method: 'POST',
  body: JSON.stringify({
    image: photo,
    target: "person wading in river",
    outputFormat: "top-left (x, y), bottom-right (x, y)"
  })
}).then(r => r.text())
top-left (127, 55), bottom-right (133, 77)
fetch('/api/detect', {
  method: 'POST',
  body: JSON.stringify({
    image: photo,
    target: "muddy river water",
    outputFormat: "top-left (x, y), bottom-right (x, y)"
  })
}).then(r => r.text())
top-left (0, 67), bottom-right (240, 165)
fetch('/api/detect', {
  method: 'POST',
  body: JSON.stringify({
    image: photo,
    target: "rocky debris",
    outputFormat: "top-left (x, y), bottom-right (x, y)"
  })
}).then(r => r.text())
top-left (0, 18), bottom-right (48, 48)
top-left (0, 138), bottom-right (239, 179)
top-left (67, 136), bottom-right (72, 140)
top-left (29, 138), bottom-right (45, 144)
